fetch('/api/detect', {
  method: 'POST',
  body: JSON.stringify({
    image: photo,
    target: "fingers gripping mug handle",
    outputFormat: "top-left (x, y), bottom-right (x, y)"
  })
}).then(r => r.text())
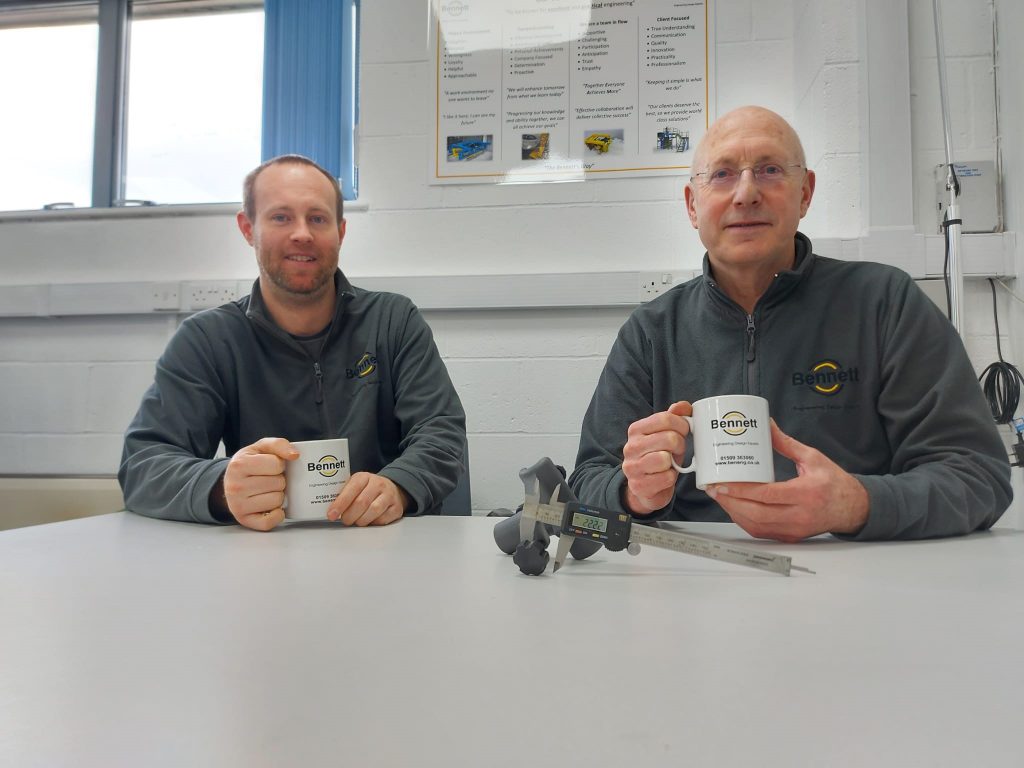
top-left (671, 415), bottom-right (695, 474)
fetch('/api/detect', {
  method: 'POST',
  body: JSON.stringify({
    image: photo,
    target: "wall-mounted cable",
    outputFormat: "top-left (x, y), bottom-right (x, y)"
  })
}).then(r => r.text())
top-left (977, 278), bottom-right (1024, 467)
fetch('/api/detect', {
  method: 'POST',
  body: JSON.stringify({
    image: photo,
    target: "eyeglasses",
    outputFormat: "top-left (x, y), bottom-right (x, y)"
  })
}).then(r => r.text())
top-left (691, 162), bottom-right (805, 191)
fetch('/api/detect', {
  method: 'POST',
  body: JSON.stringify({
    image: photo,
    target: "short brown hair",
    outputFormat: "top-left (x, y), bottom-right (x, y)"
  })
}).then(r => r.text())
top-left (242, 154), bottom-right (344, 222)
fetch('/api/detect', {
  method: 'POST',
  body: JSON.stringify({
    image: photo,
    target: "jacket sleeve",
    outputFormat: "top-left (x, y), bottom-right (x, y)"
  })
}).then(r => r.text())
top-left (376, 303), bottom-right (467, 515)
top-left (845, 276), bottom-right (1012, 540)
top-left (568, 315), bottom-right (675, 515)
top-left (118, 318), bottom-right (231, 524)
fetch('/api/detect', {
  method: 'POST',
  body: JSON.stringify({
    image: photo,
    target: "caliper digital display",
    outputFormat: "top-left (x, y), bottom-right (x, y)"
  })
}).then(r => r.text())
top-left (570, 511), bottom-right (606, 533)
top-left (561, 501), bottom-right (631, 551)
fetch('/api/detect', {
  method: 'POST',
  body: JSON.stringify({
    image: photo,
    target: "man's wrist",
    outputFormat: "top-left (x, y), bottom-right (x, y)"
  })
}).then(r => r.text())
top-left (828, 478), bottom-right (870, 535)
top-left (621, 482), bottom-right (655, 517)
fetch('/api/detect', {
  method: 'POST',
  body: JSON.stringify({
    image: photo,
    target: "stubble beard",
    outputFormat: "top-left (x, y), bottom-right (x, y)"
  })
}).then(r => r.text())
top-left (258, 244), bottom-right (336, 301)
top-left (266, 264), bottom-right (334, 298)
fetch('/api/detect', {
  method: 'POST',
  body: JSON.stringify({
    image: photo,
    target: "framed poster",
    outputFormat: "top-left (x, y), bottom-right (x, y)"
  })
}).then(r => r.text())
top-left (430, 0), bottom-right (714, 184)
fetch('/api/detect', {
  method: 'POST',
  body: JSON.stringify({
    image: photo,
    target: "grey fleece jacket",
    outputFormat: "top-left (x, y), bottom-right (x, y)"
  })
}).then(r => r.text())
top-left (119, 271), bottom-right (466, 523)
top-left (569, 233), bottom-right (1012, 540)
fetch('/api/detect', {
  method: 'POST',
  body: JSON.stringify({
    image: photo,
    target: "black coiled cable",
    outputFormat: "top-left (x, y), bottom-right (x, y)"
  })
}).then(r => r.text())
top-left (978, 278), bottom-right (1023, 424)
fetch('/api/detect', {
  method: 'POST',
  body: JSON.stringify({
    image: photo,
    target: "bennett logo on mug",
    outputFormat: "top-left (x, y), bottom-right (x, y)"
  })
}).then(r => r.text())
top-left (285, 439), bottom-right (351, 521)
top-left (671, 396), bottom-right (774, 490)
top-left (711, 412), bottom-right (758, 435)
top-left (308, 455), bottom-right (345, 476)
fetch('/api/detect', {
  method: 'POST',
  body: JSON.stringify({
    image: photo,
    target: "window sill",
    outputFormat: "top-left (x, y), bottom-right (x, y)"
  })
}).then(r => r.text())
top-left (0, 203), bottom-right (243, 223)
top-left (0, 199), bottom-right (368, 223)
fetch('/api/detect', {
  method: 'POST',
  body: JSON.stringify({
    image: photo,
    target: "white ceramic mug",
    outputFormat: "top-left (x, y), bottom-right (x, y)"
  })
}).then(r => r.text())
top-left (283, 438), bottom-right (350, 521)
top-left (670, 395), bottom-right (774, 489)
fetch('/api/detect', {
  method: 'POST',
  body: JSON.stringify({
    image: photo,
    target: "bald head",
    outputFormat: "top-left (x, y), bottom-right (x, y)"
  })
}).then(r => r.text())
top-left (683, 105), bottom-right (816, 296)
top-left (692, 106), bottom-right (806, 175)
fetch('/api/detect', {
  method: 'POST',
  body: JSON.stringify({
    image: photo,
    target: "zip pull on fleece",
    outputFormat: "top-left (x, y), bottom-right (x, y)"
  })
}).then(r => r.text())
top-left (313, 361), bottom-right (324, 404)
top-left (745, 314), bottom-right (756, 363)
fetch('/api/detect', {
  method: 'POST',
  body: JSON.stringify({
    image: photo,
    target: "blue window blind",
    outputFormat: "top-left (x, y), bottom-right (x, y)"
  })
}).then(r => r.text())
top-left (262, 0), bottom-right (359, 200)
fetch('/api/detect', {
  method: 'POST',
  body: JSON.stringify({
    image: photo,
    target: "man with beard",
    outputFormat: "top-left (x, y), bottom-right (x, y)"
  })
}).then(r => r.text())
top-left (120, 155), bottom-right (466, 530)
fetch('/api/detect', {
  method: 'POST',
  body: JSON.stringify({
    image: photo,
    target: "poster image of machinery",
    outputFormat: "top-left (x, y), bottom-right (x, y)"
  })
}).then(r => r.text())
top-left (446, 135), bottom-right (494, 162)
top-left (655, 126), bottom-right (690, 153)
top-left (521, 133), bottom-right (549, 160)
top-left (582, 128), bottom-right (624, 156)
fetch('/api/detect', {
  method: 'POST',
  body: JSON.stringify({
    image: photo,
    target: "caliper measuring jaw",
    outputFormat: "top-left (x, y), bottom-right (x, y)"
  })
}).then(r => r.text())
top-left (491, 457), bottom-right (601, 576)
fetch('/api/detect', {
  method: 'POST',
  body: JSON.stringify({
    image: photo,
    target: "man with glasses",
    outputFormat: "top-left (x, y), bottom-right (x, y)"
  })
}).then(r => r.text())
top-left (569, 106), bottom-right (1011, 541)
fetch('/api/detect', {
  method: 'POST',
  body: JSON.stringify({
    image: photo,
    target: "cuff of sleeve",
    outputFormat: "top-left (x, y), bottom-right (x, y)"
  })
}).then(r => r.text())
top-left (191, 458), bottom-right (233, 525)
top-left (600, 468), bottom-right (628, 512)
top-left (833, 474), bottom-right (893, 541)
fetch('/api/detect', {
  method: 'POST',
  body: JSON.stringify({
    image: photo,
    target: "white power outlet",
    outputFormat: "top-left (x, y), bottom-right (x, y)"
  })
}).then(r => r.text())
top-left (185, 281), bottom-right (239, 311)
top-left (150, 282), bottom-right (181, 311)
top-left (638, 272), bottom-right (676, 302)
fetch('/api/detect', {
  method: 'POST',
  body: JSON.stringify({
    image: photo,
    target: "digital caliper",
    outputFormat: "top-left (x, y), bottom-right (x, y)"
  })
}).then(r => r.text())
top-left (494, 457), bottom-right (815, 577)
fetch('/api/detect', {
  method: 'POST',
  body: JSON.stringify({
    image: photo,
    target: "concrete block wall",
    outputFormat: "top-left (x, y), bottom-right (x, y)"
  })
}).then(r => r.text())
top-left (0, 0), bottom-right (1021, 524)
top-left (793, 0), bottom-right (861, 239)
top-left (0, 315), bottom-right (173, 476)
top-left (714, 0), bottom-right (793, 111)
top-left (431, 307), bottom-right (632, 508)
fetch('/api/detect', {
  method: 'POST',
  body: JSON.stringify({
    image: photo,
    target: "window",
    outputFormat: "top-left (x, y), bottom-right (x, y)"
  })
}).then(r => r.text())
top-left (125, 10), bottom-right (263, 204)
top-left (0, 0), bottom-right (358, 212)
top-left (0, 20), bottom-right (98, 210)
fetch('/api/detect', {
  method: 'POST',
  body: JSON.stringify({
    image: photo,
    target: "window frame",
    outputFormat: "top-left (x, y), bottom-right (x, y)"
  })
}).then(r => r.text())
top-left (0, 0), bottom-right (359, 216)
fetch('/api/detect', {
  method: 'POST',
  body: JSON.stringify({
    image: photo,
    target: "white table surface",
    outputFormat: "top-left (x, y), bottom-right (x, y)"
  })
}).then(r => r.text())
top-left (2, 513), bottom-right (1023, 767)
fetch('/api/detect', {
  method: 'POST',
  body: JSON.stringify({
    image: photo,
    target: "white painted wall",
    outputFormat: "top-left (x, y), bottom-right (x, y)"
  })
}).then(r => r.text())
top-left (0, 0), bottom-right (1020, 524)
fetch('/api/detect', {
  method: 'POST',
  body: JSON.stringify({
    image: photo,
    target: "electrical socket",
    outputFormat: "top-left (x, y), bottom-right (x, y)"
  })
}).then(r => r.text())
top-left (150, 282), bottom-right (181, 312)
top-left (639, 272), bottom-right (676, 302)
top-left (184, 281), bottom-right (239, 311)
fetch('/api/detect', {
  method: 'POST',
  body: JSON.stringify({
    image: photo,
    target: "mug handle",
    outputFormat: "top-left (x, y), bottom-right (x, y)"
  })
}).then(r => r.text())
top-left (670, 415), bottom-right (695, 474)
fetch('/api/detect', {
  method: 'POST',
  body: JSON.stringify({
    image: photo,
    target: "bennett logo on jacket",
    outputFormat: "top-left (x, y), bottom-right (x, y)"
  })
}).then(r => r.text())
top-left (346, 352), bottom-right (378, 379)
top-left (792, 359), bottom-right (859, 396)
